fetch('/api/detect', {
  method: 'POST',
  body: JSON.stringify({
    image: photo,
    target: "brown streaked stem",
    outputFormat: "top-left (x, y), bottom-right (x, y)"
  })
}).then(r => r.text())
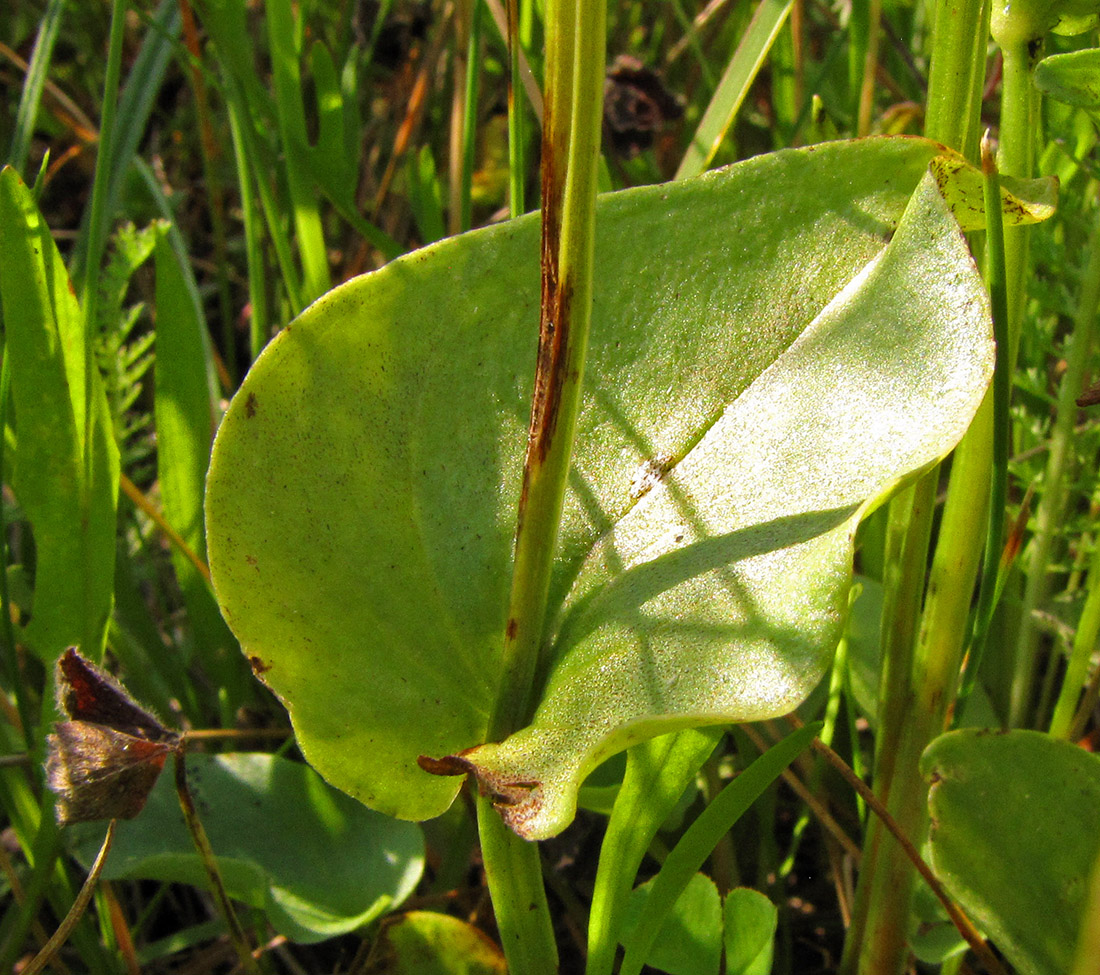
top-left (22, 820), bottom-right (117, 975)
top-left (489, 0), bottom-right (605, 745)
top-left (812, 738), bottom-right (1010, 975)
top-left (174, 751), bottom-right (260, 975)
top-left (475, 2), bottom-right (606, 972)
top-left (739, 723), bottom-right (861, 862)
top-left (119, 472), bottom-right (210, 584)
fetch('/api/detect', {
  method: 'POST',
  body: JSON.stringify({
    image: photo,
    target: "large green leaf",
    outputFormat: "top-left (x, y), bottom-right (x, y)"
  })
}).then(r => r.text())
top-left (448, 170), bottom-right (992, 838)
top-left (205, 137), bottom-right (999, 833)
top-left (922, 729), bottom-right (1100, 975)
top-left (71, 752), bottom-right (424, 944)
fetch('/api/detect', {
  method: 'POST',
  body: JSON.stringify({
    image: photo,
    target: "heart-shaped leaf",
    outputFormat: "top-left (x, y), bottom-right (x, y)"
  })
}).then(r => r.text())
top-left (205, 138), bottom-right (1002, 833)
top-left (922, 729), bottom-right (1100, 975)
top-left (71, 752), bottom-right (424, 943)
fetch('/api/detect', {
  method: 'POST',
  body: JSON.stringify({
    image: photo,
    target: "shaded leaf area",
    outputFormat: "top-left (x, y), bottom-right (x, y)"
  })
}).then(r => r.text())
top-left (365, 911), bottom-right (508, 975)
top-left (70, 752), bottom-right (424, 943)
top-left (923, 729), bottom-right (1100, 975)
top-left (206, 137), bottom-right (1003, 832)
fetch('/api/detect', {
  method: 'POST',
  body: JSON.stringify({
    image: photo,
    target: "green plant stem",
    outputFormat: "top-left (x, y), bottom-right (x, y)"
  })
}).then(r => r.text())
top-left (1072, 847), bottom-right (1100, 975)
top-left (449, 0), bottom-right (472, 237)
top-left (1051, 539), bottom-right (1100, 739)
top-left (489, 0), bottom-right (604, 742)
top-left (1006, 44), bottom-right (1081, 728)
top-left (459, 0), bottom-right (484, 231)
top-left (843, 0), bottom-right (991, 971)
top-left (923, 0), bottom-right (991, 159)
top-left (478, 2), bottom-right (604, 971)
top-left (956, 135), bottom-right (1011, 717)
top-left (476, 798), bottom-right (557, 972)
top-left (506, 0), bottom-right (526, 216)
top-left (1043, 219), bottom-right (1100, 736)
top-left (463, 19), bottom-right (486, 224)
top-left (855, 0), bottom-right (882, 136)
top-left (173, 751), bottom-right (260, 975)
top-left (841, 475), bottom-right (937, 974)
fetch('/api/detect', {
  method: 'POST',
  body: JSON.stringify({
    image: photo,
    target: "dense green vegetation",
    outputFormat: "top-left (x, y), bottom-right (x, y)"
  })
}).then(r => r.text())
top-left (2, 1), bottom-right (1100, 973)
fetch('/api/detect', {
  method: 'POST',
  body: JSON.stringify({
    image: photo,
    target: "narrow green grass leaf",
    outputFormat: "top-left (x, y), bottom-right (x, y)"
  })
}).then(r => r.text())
top-left (0, 167), bottom-right (118, 661)
top-left (266, 0), bottom-right (331, 304)
top-left (586, 729), bottom-right (722, 975)
top-left (153, 235), bottom-right (244, 705)
top-left (71, 0), bottom-right (181, 289)
top-left (617, 722), bottom-right (819, 975)
top-left (200, 0), bottom-right (304, 314)
top-left (6, 0), bottom-right (66, 174)
top-left (304, 42), bottom-right (402, 260)
top-left (675, 0), bottom-right (794, 179)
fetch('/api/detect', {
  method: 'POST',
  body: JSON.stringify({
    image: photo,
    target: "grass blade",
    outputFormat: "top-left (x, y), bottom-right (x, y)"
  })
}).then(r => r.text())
top-left (154, 235), bottom-right (246, 715)
top-left (675, 0), bottom-right (794, 180)
top-left (0, 167), bottom-right (119, 661)
top-left (618, 722), bottom-right (820, 975)
top-left (6, 0), bottom-right (66, 174)
top-left (586, 728), bottom-right (723, 975)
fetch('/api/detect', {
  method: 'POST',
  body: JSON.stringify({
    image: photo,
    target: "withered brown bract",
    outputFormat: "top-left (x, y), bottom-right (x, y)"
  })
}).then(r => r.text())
top-left (46, 648), bottom-right (180, 825)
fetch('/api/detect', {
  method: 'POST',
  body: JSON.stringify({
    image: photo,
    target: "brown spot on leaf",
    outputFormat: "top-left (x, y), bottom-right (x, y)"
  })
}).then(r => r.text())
top-left (417, 754), bottom-right (472, 777)
top-left (248, 655), bottom-right (271, 676)
top-left (1077, 379), bottom-right (1100, 407)
top-left (505, 617), bottom-right (518, 640)
top-left (244, 392), bottom-right (257, 418)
